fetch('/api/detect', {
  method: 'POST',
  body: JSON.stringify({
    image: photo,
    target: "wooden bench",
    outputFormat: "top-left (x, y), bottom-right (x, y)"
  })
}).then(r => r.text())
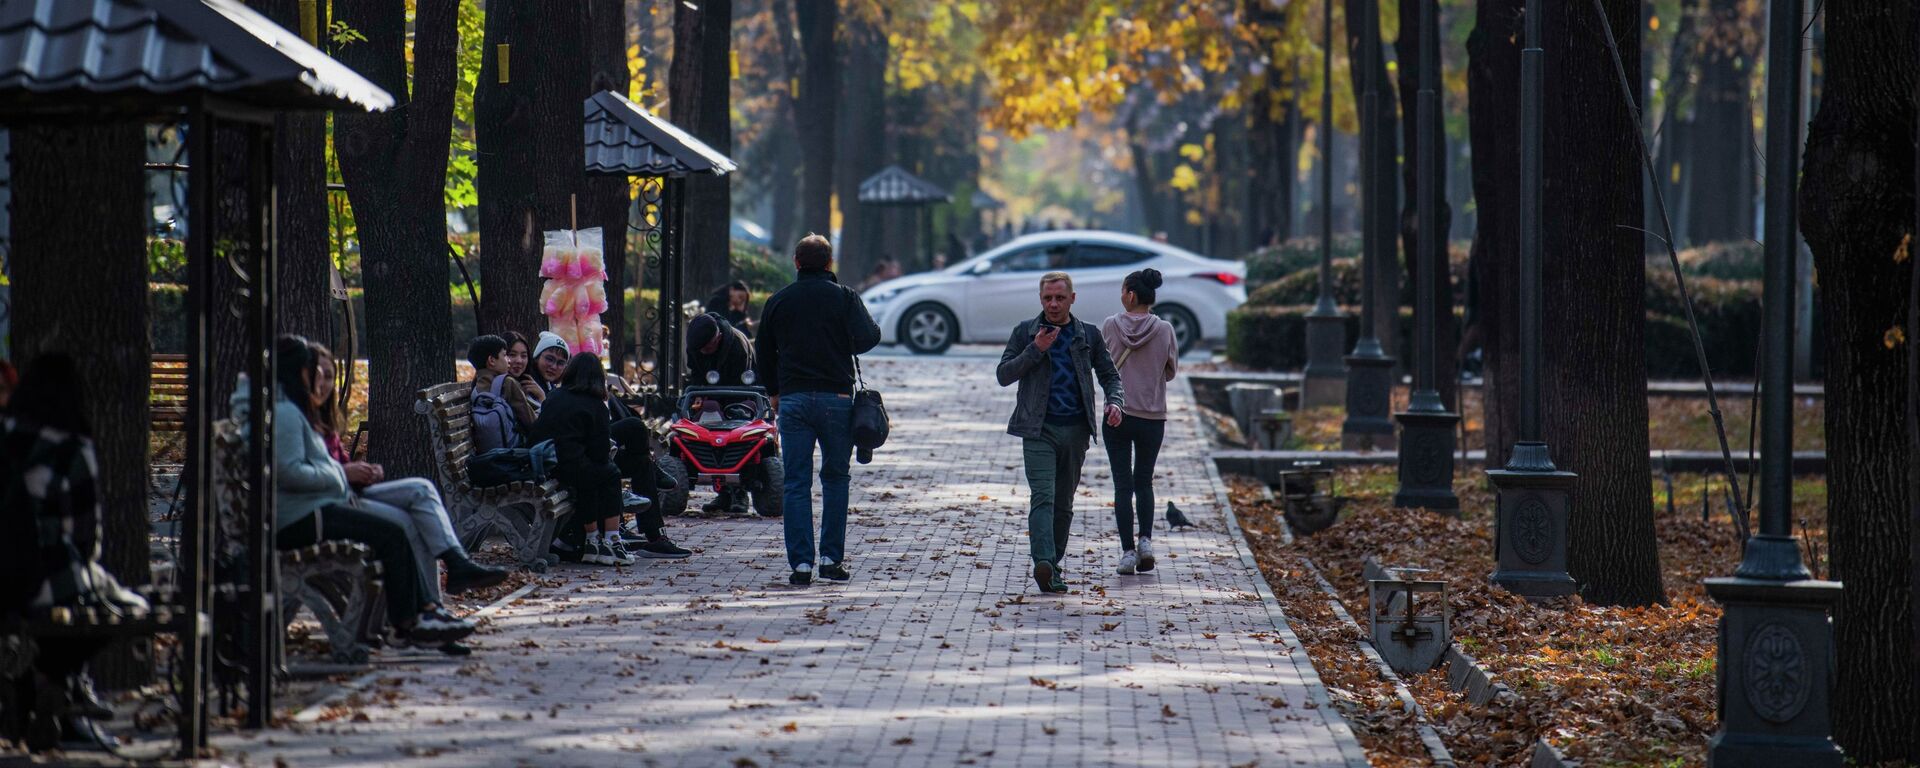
top-left (415, 382), bottom-right (573, 571)
top-left (151, 354), bottom-right (187, 434)
top-left (211, 419), bottom-right (385, 665)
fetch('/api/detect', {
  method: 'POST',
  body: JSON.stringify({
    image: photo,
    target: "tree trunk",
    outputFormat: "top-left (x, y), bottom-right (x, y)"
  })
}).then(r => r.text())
top-left (587, 0), bottom-right (629, 370)
top-left (834, 11), bottom-right (885, 279)
top-left (768, 0), bottom-right (803, 255)
top-left (1683, 0), bottom-right (1755, 245)
top-left (257, 0), bottom-right (332, 344)
top-left (1347, 0), bottom-right (1401, 365)
top-left (670, 0), bottom-right (733, 297)
top-left (1653, 0), bottom-right (1699, 248)
top-left (475, 0), bottom-right (541, 340)
top-left (9, 123), bottom-right (151, 689)
top-left (1396, 0), bottom-right (1458, 403)
top-left (1468, 0), bottom-right (1523, 469)
top-left (333, 0), bottom-right (459, 479)
top-left (795, 0), bottom-right (836, 240)
top-left (1210, 109), bottom-right (1248, 259)
top-left (1542, 0), bottom-right (1663, 607)
top-left (1800, 0), bottom-right (1918, 759)
top-left (1246, 75), bottom-right (1291, 248)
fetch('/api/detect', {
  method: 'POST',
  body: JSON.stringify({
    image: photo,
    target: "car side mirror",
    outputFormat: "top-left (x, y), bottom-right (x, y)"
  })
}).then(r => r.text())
top-left (969, 262), bottom-right (993, 276)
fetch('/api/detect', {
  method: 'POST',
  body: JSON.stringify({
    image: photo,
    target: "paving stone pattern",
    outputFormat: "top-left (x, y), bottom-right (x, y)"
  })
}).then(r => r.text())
top-left (228, 354), bottom-right (1366, 767)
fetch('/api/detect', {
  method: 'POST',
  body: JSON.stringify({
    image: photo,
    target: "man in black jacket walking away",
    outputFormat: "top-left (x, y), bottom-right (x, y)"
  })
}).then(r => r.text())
top-left (997, 271), bottom-right (1124, 593)
top-left (755, 234), bottom-right (881, 586)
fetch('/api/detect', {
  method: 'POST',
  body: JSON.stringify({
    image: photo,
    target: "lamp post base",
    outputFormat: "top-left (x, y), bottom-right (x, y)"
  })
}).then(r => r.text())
top-left (1302, 309), bottom-right (1349, 408)
top-left (1341, 346), bottom-right (1396, 450)
top-left (1487, 444), bottom-right (1577, 598)
top-left (1392, 405), bottom-right (1459, 512)
top-left (1704, 576), bottom-right (1844, 768)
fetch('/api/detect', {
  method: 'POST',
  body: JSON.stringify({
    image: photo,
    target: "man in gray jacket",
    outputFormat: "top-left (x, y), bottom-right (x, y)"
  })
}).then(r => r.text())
top-left (997, 271), bottom-right (1125, 593)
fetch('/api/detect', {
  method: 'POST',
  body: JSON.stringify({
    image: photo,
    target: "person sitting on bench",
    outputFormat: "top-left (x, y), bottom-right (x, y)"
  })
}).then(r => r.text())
top-left (0, 353), bottom-right (150, 727)
top-left (268, 335), bottom-right (475, 647)
top-left (306, 341), bottom-right (509, 608)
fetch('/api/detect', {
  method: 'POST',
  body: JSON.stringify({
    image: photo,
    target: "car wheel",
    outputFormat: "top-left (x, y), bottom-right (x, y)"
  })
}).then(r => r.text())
top-left (656, 454), bottom-right (691, 517)
top-left (899, 303), bottom-right (958, 355)
top-left (1153, 304), bottom-right (1200, 354)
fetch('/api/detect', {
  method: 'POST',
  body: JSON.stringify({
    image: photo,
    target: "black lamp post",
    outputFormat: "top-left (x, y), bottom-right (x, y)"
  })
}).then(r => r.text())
top-left (1704, 0), bottom-right (1842, 762)
top-left (1487, 0), bottom-right (1576, 597)
top-left (1302, 0), bottom-right (1350, 407)
top-left (1342, 0), bottom-right (1397, 449)
top-left (1392, 0), bottom-right (1460, 512)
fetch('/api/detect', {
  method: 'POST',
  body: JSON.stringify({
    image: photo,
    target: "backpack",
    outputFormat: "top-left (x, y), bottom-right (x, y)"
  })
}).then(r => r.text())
top-left (471, 374), bottom-right (523, 452)
top-left (467, 439), bottom-right (557, 487)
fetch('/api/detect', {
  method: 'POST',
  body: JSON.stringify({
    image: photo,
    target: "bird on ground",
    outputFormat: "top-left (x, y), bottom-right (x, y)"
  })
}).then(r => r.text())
top-left (1165, 502), bottom-right (1193, 530)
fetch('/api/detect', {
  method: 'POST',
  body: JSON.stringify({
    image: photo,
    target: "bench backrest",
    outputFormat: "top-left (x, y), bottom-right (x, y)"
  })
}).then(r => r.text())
top-left (414, 381), bottom-right (476, 496)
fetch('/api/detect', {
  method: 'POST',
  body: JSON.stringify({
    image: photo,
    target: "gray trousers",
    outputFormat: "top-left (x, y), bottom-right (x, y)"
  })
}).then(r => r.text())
top-left (353, 477), bottom-right (461, 605)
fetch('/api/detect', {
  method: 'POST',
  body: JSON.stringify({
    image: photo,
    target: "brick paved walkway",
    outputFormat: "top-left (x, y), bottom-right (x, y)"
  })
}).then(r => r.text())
top-left (228, 354), bottom-right (1366, 767)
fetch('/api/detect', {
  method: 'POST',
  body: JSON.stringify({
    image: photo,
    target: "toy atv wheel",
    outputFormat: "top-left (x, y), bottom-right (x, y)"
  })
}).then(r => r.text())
top-left (749, 456), bottom-right (784, 518)
top-left (656, 454), bottom-right (691, 517)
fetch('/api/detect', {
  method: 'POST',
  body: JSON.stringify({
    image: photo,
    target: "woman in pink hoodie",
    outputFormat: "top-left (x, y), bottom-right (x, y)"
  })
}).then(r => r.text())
top-left (1100, 268), bottom-right (1179, 575)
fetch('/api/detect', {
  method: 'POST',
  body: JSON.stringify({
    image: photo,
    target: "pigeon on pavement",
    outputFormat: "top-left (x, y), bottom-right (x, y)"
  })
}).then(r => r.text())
top-left (1165, 502), bottom-right (1194, 530)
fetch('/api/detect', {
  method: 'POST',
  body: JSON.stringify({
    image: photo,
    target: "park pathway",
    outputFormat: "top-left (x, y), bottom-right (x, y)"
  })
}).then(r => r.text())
top-left (225, 353), bottom-right (1367, 768)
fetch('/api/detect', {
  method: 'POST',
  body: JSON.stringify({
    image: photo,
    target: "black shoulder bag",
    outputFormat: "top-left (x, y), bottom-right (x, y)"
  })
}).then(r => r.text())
top-left (850, 357), bottom-right (890, 465)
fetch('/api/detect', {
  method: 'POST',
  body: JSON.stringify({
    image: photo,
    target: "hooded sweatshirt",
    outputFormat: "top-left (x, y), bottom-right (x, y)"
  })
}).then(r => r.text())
top-left (1101, 311), bottom-right (1179, 420)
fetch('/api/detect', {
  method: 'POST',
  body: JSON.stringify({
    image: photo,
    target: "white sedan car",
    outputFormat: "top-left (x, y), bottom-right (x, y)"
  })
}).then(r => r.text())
top-left (862, 231), bottom-right (1247, 355)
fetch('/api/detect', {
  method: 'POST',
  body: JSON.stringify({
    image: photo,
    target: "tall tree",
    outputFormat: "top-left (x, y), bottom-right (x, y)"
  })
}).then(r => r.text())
top-left (1683, 0), bottom-right (1756, 245)
top-left (333, 0), bottom-right (459, 478)
top-left (587, 0), bottom-right (630, 369)
top-left (1800, 0), bottom-right (1918, 759)
top-left (767, 0), bottom-right (805, 252)
top-left (477, 0), bottom-right (589, 342)
top-left (475, 0), bottom-right (539, 338)
top-left (1543, 0), bottom-right (1663, 606)
top-left (670, 0), bottom-right (734, 297)
top-left (8, 124), bottom-right (151, 687)
top-left (1345, 0), bottom-right (1401, 364)
top-left (1396, 0), bottom-right (1458, 403)
top-left (259, 0), bottom-right (332, 343)
top-left (796, 0), bottom-right (838, 241)
top-left (1467, 0), bottom-right (1524, 468)
top-left (833, 8), bottom-right (885, 278)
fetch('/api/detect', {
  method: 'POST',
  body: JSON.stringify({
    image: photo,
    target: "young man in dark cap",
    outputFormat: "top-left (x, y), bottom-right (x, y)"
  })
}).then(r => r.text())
top-left (687, 311), bottom-right (756, 515)
top-left (754, 234), bottom-right (880, 585)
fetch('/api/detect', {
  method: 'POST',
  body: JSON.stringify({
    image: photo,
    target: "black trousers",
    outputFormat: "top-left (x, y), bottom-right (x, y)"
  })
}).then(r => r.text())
top-left (277, 504), bottom-right (426, 628)
top-left (1101, 415), bottom-right (1166, 551)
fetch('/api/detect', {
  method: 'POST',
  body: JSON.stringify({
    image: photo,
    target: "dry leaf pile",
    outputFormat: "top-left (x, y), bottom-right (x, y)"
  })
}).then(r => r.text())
top-left (1230, 468), bottom-right (1813, 767)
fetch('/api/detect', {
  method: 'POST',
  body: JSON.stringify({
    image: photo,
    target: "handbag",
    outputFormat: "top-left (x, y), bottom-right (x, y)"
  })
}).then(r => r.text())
top-left (850, 357), bottom-right (890, 465)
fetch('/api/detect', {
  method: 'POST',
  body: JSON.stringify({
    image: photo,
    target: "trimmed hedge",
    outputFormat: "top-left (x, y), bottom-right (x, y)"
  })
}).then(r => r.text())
top-left (1227, 305), bottom-right (1431, 372)
top-left (1245, 236), bottom-right (1362, 286)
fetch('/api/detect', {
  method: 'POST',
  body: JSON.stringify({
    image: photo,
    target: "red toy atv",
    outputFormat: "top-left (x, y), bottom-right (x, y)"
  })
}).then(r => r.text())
top-left (656, 386), bottom-right (783, 517)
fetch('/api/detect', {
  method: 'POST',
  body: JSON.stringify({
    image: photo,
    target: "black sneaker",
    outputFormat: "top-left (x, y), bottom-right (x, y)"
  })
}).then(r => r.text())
top-left (443, 553), bottom-right (510, 595)
top-left (404, 611), bottom-right (476, 645)
top-left (439, 642), bottom-right (473, 657)
top-left (66, 673), bottom-right (113, 720)
top-left (818, 562), bottom-right (850, 582)
top-left (633, 538), bottom-right (692, 559)
top-left (790, 564), bottom-right (813, 586)
top-left (551, 538), bottom-right (585, 564)
top-left (1034, 560), bottom-right (1061, 593)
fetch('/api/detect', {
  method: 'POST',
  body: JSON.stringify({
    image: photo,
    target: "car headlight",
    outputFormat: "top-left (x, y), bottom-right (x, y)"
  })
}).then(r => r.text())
top-left (865, 288), bottom-right (902, 305)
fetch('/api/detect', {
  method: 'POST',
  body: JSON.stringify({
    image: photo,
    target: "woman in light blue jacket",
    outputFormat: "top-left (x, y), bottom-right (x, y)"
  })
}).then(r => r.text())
top-left (270, 335), bottom-right (473, 645)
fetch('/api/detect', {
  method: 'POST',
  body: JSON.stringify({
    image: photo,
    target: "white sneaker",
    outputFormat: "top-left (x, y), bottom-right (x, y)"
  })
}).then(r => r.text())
top-left (1116, 550), bottom-right (1139, 575)
top-left (604, 534), bottom-right (635, 565)
top-left (1136, 538), bottom-right (1156, 573)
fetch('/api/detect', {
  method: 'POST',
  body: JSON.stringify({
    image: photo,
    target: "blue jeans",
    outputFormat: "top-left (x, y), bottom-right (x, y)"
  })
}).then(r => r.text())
top-left (779, 391), bottom-right (855, 568)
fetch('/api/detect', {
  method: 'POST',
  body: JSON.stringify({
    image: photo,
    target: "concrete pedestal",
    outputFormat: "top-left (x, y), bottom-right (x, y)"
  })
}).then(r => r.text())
top-left (1392, 407), bottom-right (1459, 512)
top-left (1302, 309), bottom-right (1349, 408)
top-left (1705, 576), bottom-right (1844, 767)
top-left (1487, 444), bottom-right (1577, 598)
top-left (1341, 348), bottom-right (1397, 450)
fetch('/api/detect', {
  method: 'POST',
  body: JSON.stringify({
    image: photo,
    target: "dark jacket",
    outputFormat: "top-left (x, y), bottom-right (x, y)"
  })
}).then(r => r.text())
top-left (754, 269), bottom-right (881, 397)
top-left (689, 316), bottom-right (755, 386)
top-left (997, 314), bottom-right (1125, 440)
top-left (705, 288), bottom-right (755, 338)
top-left (531, 387), bottom-right (618, 488)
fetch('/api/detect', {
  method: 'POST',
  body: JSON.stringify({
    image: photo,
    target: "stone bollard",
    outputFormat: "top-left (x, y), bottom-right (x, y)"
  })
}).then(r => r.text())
top-left (1224, 383), bottom-right (1283, 447)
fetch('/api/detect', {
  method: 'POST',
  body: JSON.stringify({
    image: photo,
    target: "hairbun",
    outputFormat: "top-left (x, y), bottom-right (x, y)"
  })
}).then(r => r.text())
top-left (1142, 268), bottom-right (1163, 289)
